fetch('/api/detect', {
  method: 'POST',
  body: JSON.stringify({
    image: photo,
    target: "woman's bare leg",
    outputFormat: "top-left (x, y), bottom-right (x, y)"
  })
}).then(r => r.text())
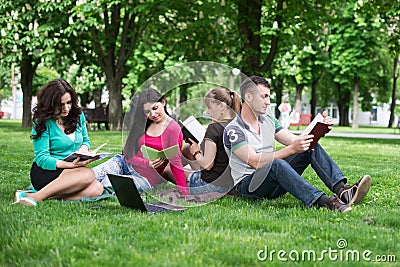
top-left (52, 180), bottom-right (104, 200)
top-left (24, 167), bottom-right (103, 202)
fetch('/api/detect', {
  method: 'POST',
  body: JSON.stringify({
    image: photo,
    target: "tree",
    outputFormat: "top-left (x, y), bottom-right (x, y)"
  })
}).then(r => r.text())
top-left (373, 0), bottom-right (400, 128)
top-left (267, 0), bottom-right (332, 117)
top-left (65, 1), bottom-right (164, 130)
top-left (327, 2), bottom-right (385, 127)
top-left (0, 1), bottom-right (74, 127)
top-left (237, 0), bottom-right (283, 76)
top-left (135, 0), bottom-right (240, 104)
top-left (0, 63), bottom-right (12, 108)
top-left (278, 44), bottom-right (321, 115)
top-left (390, 55), bottom-right (399, 127)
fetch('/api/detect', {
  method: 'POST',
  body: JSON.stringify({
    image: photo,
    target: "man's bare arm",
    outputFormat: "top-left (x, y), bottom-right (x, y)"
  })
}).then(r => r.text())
top-left (233, 135), bottom-right (314, 170)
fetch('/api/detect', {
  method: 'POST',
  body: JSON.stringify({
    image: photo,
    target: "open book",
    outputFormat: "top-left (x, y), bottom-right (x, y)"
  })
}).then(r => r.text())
top-left (140, 144), bottom-right (179, 161)
top-left (64, 143), bottom-right (112, 162)
top-left (178, 115), bottom-right (206, 144)
top-left (300, 113), bottom-right (332, 149)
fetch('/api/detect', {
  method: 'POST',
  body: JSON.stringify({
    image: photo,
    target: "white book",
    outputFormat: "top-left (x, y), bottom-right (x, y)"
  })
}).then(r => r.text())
top-left (178, 115), bottom-right (206, 144)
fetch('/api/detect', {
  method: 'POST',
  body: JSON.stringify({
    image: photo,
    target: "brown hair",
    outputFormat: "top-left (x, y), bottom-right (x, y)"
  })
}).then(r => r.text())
top-left (31, 78), bottom-right (81, 139)
top-left (204, 87), bottom-right (241, 117)
top-left (240, 76), bottom-right (270, 100)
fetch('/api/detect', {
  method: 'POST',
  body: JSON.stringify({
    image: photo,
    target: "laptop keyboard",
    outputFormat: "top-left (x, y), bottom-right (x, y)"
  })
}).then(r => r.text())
top-left (145, 204), bottom-right (169, 213)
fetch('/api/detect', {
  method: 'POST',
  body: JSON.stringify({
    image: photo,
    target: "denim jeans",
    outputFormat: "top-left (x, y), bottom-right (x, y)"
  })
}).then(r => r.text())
top-left (188, 171), bottom-right (231, 195)
top-left (92, 154), bottom-right (152, 192)
top-left (236, 144), bottom-right (346, 207)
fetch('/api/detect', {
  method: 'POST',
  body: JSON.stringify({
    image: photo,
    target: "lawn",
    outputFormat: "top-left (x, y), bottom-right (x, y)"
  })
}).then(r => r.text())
top-left (0, 120), bottom-right (399, 266)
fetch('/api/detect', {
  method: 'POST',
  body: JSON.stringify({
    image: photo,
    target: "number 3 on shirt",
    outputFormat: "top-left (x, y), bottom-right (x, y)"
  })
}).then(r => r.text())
top-left (227, 129), bottom-right (239, 143)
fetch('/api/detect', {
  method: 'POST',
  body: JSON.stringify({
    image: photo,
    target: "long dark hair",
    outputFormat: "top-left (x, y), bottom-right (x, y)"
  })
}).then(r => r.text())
top-left (31, 78), bottom-right (82, 139)
top-left (124, 88), bottom-right (169, 159)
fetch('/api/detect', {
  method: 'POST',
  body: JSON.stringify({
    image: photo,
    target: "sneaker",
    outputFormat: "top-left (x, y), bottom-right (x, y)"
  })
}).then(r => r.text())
top-left (339, 175), bottom-right (371, 206)
top-left (324, 196), bottom-right (352, 213)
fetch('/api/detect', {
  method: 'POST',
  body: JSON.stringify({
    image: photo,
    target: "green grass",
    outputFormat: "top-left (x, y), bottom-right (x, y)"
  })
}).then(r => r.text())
top-left (1, 120), bottom-right (399, 266)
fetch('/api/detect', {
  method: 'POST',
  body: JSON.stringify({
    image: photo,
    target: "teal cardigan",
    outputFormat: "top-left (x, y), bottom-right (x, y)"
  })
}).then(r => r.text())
top-left (32, 113), bottom-right (91, 170)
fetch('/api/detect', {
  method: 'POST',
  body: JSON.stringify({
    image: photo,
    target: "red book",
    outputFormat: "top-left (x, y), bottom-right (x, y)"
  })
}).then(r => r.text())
top-left (300, 113), bottom-right (332, 149)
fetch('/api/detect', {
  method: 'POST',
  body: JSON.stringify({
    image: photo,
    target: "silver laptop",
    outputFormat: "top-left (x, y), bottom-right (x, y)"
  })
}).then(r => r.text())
top-left (107, 174), bottom-right (186, 213)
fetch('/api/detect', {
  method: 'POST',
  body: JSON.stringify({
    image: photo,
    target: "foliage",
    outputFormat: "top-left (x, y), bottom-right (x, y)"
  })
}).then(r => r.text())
top-left (0, 63), bottom-right (12, 104)
top-left (362, 0), bottom-right (400, 54)
top-left (327, 2), bottom-right (379, 85)
top-left (314, 71), bottom-right (337, 107)
top-left (0, 1), bottom-right (76, 127)
top-left (0, 0), bottom-right (398, 128)
top-left (68, 64), bottom-right (106, 101)
top-left (31, 66), bottom-right (59, 96)
top-left (151, 0), bottom-right (239, 65)
top-left (64, 0), bottom-right (172, 130)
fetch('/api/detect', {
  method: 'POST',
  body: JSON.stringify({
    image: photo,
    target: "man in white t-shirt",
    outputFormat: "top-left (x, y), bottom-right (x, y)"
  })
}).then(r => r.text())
top-left (223, 76), bottom-right (371, 213)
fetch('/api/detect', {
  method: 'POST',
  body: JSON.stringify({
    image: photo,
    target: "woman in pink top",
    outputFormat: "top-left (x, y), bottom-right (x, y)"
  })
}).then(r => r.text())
top-left (92, 88), bottom-right (188, 195)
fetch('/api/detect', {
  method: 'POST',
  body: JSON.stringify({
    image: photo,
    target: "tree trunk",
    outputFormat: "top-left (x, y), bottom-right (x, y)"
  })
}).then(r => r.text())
top-left (273, 77), bottom-right (283, 118)
top-left (352, 76), bottom-right (359, 129)
top-left (85, 4), bottom-right (147, 131)
top-left (79, 92), bottom-right (92, 107)
top-left (336, 83), bottom-right (350, 126)
top-left (388, 55), bottom-right (398, 128)
top-left (179, 84), bottom-right (188, 105)
top-left (20, 46), bottom-right (35, 128)
top-left (98, 46), bottom-right (124, 131)
top-left (106, 76), bottom-right (123, 131)
top-left (294, 84), bottom-right (304, 116)
top-left (260, 0), bottom-right (283, 73)
top-left (237, 0), bottom-right (261, 75)
top-left (93, 88), bottom-right (102, 107)
top-left (310, 78), bottom-right (319, 118)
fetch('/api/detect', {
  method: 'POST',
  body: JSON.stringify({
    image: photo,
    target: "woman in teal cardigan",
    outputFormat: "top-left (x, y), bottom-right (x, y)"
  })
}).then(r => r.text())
top-left (14, 78), bottom-right (104, 206)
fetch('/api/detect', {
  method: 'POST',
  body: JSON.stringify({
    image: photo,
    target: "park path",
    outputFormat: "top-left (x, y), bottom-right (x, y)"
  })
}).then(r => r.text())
top-left (326, 132), bottom-right (400, 139)
top-left (290, 130), bottom-right (400, 140)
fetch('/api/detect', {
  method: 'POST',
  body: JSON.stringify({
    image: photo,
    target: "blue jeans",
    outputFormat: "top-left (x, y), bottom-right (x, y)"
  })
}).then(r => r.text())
top-left (236, 144), bottom-right (346, 207)
top-left (92, 154), bottom-right (152, 192)
top-left (188, 172), bottom-right (230, 195)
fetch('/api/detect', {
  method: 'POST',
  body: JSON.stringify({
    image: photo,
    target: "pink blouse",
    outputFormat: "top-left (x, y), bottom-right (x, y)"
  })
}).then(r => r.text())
top-left (125, 119), bottom-right (188, 195)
